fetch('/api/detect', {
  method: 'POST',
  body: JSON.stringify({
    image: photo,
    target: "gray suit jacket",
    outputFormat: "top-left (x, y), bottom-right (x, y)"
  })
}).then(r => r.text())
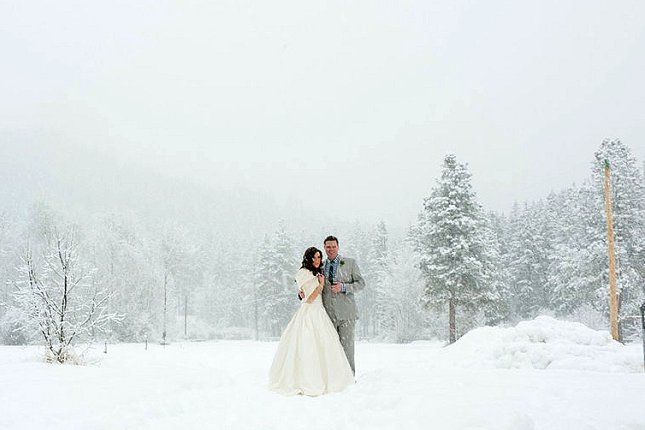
top-left (322, 256), bottom-right (365, 322)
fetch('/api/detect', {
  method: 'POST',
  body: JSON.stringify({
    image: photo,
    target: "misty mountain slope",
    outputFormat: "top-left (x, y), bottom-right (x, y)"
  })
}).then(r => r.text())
top-left (0, 140), bottom-right (346, 240)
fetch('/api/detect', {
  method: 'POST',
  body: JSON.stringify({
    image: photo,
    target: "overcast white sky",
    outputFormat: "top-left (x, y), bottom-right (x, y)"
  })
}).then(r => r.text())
top-left (2, 1), bottom-right (644, 229)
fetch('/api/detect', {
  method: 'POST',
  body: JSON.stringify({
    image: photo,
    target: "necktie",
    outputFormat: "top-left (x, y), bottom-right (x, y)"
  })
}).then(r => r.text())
top-left (329, 260), bottom-right (336, 284)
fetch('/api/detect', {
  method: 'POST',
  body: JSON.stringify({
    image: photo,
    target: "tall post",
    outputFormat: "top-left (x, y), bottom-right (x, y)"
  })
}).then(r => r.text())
top-left (603, 160), bottom-right (619, 341)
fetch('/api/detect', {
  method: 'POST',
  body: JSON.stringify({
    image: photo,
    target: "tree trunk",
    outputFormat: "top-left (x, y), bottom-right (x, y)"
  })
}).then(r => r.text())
top-left (449, 297), bottom-right (456, 344)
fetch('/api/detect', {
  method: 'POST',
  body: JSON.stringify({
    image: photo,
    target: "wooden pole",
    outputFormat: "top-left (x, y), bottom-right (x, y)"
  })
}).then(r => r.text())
top-left (603, 160), bottom-right (619, 341)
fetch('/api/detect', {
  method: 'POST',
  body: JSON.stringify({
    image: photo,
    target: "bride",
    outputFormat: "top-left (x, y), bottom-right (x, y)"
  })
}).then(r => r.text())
top-left (269, 246), bottom-right (355, 396)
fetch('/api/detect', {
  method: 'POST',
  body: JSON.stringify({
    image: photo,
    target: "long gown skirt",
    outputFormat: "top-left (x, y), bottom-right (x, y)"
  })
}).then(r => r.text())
top-left (269, 299), bottom-right (355, 396)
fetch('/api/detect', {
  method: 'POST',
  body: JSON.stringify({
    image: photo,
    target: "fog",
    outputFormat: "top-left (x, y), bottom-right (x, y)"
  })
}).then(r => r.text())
top-left (2, 0), bottom-right (644, 230)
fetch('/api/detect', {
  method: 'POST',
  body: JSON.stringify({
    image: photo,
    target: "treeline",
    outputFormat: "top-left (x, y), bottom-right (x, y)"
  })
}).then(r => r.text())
top-left (0, 139), bottom-right (642, 360)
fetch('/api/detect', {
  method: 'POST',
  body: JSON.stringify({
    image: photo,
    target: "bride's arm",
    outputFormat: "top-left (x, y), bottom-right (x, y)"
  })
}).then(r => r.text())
top-left (305, 285), bottom-right (322, 303)
top-left (305, 274), bottom-right (325, 303)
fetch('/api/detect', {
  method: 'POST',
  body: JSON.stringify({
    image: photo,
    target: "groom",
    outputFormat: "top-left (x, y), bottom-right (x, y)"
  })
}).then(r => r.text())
top-left (321, 235), bottom-right (365, 375)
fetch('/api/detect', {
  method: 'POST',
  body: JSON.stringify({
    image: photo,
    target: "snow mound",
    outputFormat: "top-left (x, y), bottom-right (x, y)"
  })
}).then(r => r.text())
top-left (441, 316), bottom-right (643, 373)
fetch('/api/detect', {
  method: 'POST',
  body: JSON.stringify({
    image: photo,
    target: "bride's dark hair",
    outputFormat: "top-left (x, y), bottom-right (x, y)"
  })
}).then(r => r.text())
top-left (301, 247), bottom-right (323, 275)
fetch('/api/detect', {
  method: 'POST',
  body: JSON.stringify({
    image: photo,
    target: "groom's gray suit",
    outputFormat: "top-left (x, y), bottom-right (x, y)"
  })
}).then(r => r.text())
top-left (322, 256), bottom-right (365, 374)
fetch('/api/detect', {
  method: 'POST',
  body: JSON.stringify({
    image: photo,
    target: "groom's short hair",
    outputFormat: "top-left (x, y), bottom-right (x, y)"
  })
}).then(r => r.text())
top-left (324, 235), bottom-right (339, 245)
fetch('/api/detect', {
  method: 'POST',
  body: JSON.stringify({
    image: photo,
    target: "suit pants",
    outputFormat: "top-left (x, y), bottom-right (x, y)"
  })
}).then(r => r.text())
top-left (332, 318), bottom-right (355, 374)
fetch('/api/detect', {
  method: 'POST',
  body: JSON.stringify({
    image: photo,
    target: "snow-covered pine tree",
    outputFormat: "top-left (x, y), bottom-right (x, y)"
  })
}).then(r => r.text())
top-left (258, 222), bottom-right (298, 338)
top-left (479, 211), bottom-right (510, 325)
top-left (0, 210), bottom-right (24, 344)
top-left (546, 186), bottom-right (586, 314)
top-left (253, 236), bottom-right (272, 339)
top-left (379, 243), bottom-right (426, 342)
top-left (414, 154), bottom-right (503, 343)
top-left (371, 220), bottom-right (391, 337)
top-left (506, 201), bottom-right (552, 318)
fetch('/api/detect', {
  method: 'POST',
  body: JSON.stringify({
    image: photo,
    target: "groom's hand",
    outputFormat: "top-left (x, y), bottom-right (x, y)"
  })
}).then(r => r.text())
top-left (298, 291), bottom-right (305, 300)
top-left (331, 282), bottom-right (342, 294)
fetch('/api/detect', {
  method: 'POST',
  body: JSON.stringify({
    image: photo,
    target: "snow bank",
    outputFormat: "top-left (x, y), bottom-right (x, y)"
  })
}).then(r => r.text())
top-left (441, 316), bottom-right (643, 372)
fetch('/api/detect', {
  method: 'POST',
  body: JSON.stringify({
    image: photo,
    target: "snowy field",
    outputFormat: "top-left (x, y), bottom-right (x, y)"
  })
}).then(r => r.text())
top-left (1, 317), bottom-right (644, 430)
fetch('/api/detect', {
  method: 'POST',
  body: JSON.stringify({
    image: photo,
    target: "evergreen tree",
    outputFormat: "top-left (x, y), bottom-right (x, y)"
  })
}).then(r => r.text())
top-left (414, 154), bottom-right (503, 343)
top-left (372, 221), bottom-right (391, 336)
top-left (547, 187), bottom-right (580, 313)
top-left (0, 210), bottom-right (24, 344)
top-left (507, 201), bottom-right (552, 317)
top-left (378, 244), bottom-right (426, 342)
top-left (479, 212), bottom-right (510, 324)
top-left (258, 222), bottom-right (298, 338)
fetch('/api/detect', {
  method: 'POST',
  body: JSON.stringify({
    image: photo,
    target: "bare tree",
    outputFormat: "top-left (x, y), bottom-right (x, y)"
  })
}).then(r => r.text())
top-left (13, 232), bottom-right (118, 363)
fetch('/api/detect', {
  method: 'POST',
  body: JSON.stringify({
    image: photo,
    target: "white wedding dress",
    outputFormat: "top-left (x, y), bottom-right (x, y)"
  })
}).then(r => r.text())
top-left (269, 268), bottom-right (355, 396)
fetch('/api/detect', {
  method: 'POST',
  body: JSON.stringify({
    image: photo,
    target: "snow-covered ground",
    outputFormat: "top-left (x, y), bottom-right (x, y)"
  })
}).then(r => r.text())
top-left (1, 317), bottom-right (644, 430)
